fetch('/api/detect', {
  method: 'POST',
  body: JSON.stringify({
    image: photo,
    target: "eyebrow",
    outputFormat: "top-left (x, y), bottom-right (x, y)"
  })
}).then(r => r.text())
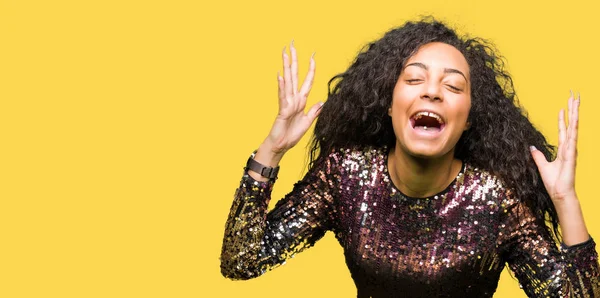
top-left (405, 62), bottom-right (468, 83)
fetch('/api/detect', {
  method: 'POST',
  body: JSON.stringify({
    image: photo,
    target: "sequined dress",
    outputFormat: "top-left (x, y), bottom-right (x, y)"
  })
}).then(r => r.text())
top-left (220, 146), bottom-right (599, 297)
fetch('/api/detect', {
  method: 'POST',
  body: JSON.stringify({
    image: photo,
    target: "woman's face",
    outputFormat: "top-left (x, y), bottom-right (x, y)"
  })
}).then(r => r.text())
top-left (389, 42), bottom-right (471, 159)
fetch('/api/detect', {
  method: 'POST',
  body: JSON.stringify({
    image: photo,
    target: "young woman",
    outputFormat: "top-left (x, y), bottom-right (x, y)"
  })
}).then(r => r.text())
top-left (220, 18), bottom-right (599, 297)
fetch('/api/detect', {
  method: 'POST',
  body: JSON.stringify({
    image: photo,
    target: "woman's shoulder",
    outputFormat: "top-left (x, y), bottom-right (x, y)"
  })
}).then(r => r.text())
top-left (316, 145), bottom-right (388, 174)
top-left (461, 163), bottom-right (516, 204)
top-left (328, 145), bottom-right (388, 163)
top-left (462, 163), bottom-right (503, 185)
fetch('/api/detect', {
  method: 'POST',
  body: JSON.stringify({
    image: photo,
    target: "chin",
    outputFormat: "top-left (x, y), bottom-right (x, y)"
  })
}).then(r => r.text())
top-left (398, 142), bottom-right (450, 160)
top-left (409, 150), bottom-right (446, 160)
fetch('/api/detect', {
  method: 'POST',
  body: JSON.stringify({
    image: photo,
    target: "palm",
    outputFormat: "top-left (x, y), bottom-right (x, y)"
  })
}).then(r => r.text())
top-left (531, 92), bottom-right (580, 202)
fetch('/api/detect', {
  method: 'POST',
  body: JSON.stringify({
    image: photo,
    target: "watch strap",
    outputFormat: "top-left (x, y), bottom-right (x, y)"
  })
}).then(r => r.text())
top-left (246, 152), bottom-right (279, 180)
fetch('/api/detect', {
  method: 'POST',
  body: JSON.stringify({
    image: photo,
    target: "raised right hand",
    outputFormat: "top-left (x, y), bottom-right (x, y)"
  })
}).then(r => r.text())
top-left (263, 41), bottom-right (322, 156)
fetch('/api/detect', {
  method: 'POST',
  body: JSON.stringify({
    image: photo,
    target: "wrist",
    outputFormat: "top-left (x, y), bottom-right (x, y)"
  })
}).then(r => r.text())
top-left (256, 141), bottom-right (285, 167)
top-left (554, 198), bottom-right (590, 246)
top-left (246, 151), bottom-right (280, 181)
top-left (245, 143), bottom-right (284, 182)
top-left (553, 193), bottom-right (579, 211)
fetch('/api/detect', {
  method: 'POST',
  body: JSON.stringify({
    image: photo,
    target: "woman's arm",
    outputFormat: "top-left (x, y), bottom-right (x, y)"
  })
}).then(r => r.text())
top-left (220, 149), bottom-right (340, 280)
top-left (220, 41), bottom-right (331, 279)
top-left (498, 195), bottom-right (599, 297)
top-left (503, 92), bottom-right (599, 296)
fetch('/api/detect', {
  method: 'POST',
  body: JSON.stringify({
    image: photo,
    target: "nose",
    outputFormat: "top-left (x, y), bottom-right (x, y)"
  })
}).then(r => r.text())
top-left (421, 81), bottom-right (443, 102)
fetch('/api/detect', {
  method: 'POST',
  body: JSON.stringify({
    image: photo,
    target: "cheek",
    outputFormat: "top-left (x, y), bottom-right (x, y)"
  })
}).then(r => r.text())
top-left (391, 89), bottom-right (413, 112)
top-left (390, 102), bottom-right (409, 123)
top-left (460, 105), bottom-right (471, 120)
top-left (453, 95), bottom-right (471, 118)
top-left (457, 103), bottom-right (472, 129)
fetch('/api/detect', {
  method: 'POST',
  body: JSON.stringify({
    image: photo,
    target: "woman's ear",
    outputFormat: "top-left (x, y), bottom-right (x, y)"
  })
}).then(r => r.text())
top-left (464, 121), bottom-right (471, 131)
top-left (388, 107), bottom-right (392, 116)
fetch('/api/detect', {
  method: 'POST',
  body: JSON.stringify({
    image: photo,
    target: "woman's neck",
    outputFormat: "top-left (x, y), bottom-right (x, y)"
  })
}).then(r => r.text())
top-left (388, 144), bottom-right (462, 198)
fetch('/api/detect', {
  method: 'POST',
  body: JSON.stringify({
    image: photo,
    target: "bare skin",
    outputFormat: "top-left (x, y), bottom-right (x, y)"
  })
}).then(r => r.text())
top-left (387, 42), bottom-right (470, 198)
top-left (250, 41), bottom-right (589, 246)
top-left (530, 93), bottom-right (589, 245)
top-left (249, 41), bottom-right (320, 181)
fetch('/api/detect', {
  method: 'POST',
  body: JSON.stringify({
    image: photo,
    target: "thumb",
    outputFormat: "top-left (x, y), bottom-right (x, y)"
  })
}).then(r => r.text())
top-left (530, 146), bottom-right (548, 169)
top-left (306, 101), bottom-right (324, 122)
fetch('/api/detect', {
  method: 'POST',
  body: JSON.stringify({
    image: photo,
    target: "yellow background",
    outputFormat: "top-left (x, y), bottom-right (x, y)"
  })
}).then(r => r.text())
top-left (1, 0), bottom-right (598, 297)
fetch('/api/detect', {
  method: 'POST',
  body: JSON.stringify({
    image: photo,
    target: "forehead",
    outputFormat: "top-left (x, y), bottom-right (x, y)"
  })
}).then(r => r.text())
top-left (405, 42), bottom-right (469, 76)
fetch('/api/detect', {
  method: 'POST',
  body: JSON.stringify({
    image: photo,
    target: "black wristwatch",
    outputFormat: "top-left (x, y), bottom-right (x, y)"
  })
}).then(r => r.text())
top-left (245, 151), bottom-right (280, 180)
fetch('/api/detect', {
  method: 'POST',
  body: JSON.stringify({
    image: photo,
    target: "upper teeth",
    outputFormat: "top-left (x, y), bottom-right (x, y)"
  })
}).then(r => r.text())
top-left (413, 111), bottom-right (444, 124)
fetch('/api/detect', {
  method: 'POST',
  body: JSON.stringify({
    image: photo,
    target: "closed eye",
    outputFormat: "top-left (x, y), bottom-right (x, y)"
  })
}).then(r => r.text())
top-left (446, 85), bottom-right (462, 92)
top-left (406, 79), bottom-right (422, 83)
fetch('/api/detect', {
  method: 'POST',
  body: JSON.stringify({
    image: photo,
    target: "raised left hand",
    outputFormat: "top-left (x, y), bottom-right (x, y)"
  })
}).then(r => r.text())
top-left (530, 91), bottom-right (580, 203)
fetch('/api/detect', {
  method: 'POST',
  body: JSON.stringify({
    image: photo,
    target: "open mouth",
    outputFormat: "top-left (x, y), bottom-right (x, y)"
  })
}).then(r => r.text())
top-left (409, 111), bottom-right (445, 132)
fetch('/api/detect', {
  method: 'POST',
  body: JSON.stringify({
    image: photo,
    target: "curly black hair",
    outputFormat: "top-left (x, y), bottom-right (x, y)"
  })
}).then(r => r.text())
top-left (308, 17), bottom-right (560, 242)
